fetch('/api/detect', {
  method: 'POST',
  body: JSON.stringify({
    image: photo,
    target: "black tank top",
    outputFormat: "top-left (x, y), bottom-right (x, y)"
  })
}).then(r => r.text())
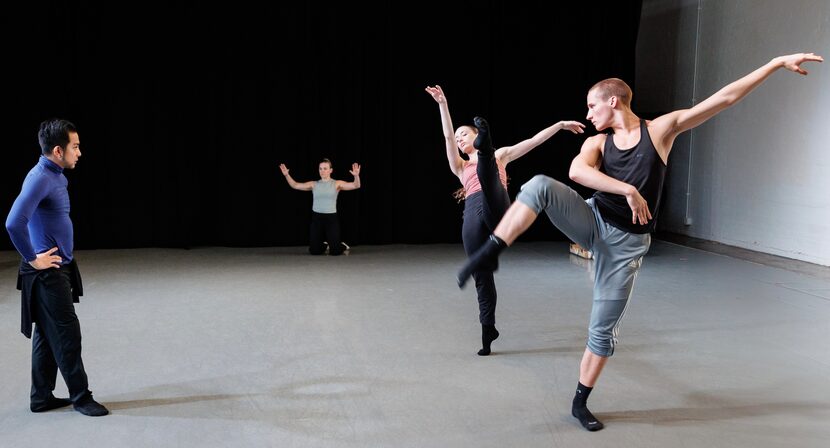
top-left (593, 120), bottom-right (666, 234)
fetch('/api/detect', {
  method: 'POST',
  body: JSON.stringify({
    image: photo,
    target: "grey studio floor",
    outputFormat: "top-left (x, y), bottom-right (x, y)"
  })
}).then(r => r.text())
top-left (1, 240), bottom-right (829, 448)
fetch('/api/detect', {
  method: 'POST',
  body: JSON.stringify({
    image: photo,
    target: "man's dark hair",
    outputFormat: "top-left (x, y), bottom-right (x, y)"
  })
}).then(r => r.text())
top-left (38, 118), bottom-right (77, 155)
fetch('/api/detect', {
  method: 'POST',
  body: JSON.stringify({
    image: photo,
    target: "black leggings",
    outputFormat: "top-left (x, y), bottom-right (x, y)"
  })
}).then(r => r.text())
top-left (309, 212), bottom-right (344, 255)
top-left (461, 153), bottom-right (510, 325)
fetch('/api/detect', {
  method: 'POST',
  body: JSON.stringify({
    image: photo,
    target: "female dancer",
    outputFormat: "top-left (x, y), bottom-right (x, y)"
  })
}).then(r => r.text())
top-left (279, 159), bottom-right (361, 255)
top-left (425, 85), bottom-right (583, 355)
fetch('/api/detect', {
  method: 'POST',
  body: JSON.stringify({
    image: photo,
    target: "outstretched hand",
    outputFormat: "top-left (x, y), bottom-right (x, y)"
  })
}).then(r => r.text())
top-left (279, 163), bottom-right (289, 176)
top-left (350, 163), bottom-right (361, 177)
top-left (778, 52), bottom-right (823, 75)
top-left (425, 85), bottom-right (447, 104)
top-left (559, 121), bottom-right (586, 134)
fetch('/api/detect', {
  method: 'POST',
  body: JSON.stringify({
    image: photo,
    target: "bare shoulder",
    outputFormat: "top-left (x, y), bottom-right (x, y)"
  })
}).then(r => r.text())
top-left (587, 134), bottom-right (607, 144)
top-left (583, 134), bottom-right (607, 153)
top-left (646, 114), bottom-right (680, 140)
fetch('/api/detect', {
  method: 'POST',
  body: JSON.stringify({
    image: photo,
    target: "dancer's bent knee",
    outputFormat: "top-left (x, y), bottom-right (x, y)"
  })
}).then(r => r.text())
top-left (517, 175), bottom-right (570, 214)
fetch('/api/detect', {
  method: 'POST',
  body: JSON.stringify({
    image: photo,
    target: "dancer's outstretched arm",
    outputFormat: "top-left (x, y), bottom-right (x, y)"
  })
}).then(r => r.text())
top-left (279, 164), bottom-right (314, 191)
top-left (497, 121), bottom-right (584, 165)
top-left (337, 163), bottom-right (361, 191)
top-left (650, 52), bottom-right (823, 159)
top-left (425, 85), bottom-right (465, 180)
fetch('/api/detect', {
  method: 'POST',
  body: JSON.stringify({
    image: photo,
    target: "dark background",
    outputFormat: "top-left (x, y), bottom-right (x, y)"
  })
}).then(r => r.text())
top-left (1, 1), bottom-right (642, 251)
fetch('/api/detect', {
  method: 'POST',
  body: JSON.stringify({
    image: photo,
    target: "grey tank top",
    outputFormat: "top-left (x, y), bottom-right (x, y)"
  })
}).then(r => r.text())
top-left (312, 180), bottom-right (338, 213)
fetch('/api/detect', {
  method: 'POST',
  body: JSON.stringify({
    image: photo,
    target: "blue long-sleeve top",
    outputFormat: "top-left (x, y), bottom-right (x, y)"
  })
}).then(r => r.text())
top-left (6, 156), bottom-right (74, 264)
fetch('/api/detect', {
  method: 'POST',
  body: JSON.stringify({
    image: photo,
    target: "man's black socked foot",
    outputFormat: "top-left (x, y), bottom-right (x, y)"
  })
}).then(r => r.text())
top-left (572, 405), bottom-right (604, 431)
top-left (31, 396), bottom-right (72, 413)
top-left (74, 396), bottom-right (109, 417)
top-left (477, 324), bottom-right (500, 356)
top-left (457, 235), bottom-right (506, 289)
top-left (473, 116), bottom-right (495, 156)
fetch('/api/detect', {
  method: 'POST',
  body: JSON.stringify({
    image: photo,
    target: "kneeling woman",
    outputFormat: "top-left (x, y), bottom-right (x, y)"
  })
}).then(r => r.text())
top-left (279, 159), bottom-right (361, 255)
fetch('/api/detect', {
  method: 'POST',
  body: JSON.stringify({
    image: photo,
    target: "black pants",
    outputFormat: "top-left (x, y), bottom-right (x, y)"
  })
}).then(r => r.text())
top-left (30, 267), bottom-right (91, 405)
top-left (309, 212), bottom-right (344, 256)
top-left (461, 152), bottom-right (510, 325)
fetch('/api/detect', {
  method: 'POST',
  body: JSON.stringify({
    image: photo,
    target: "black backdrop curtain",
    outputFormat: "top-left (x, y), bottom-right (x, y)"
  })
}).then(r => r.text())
top-left (1, 1), bottom-right (642, 250)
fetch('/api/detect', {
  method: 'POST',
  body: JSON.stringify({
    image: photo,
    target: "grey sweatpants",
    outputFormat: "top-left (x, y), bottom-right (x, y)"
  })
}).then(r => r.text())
top-left (516, 175), bottom-right (651, 357)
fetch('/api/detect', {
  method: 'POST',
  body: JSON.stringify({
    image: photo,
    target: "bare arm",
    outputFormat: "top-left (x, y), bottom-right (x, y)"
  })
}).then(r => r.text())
top-left (337, 163), bottom-right (362, 191)
top-left (279, 164), bottom-right (314, 191)
top-left (652, 52), bottom-right (823, 153)
top-left (425, 85), bottom-right (465, 180)
top-left (496, 120), bottom-right (585, 165)
top-left (569, 135), bottom-right (652, 225)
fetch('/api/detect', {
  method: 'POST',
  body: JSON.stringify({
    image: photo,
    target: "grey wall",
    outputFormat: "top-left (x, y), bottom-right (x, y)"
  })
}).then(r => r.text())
top-left (637, 0), bottom-right (830, 266)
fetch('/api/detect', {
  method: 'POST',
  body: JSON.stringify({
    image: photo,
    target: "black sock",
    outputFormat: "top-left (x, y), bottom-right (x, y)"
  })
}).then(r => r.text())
top-left (572, 382), bottom-right (604, 431)
top-left (477, 324), bottom-right (500, 356)
top-left (473, 116), bottom-right (495, 156)
top-left (457, 235), bottom-right (506, 288)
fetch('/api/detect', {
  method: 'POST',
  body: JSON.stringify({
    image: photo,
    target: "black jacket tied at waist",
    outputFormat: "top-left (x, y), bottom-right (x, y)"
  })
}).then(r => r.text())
top-left (16, 259), bottom-right (83, 339)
